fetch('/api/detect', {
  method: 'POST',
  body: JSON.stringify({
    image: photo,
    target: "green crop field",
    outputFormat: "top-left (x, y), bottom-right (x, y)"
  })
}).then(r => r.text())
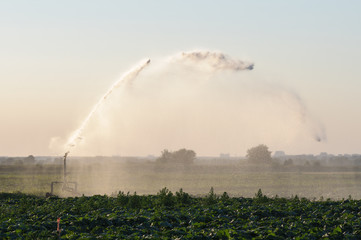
top-left (1, 190), bottom-right (361, 239)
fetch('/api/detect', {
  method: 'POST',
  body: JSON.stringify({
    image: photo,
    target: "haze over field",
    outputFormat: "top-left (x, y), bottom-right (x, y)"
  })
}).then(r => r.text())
top-left (0, 1), bottom-right (360, 156)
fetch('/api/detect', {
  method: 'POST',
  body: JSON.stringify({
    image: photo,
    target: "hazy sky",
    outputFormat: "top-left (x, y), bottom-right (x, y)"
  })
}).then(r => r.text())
top-left (1, 1), bottom-right (360, 156)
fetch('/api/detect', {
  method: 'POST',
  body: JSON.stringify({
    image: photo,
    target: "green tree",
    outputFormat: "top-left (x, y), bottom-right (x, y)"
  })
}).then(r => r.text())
top-left (157, 148), bottom-right (196, 164)
top-left (246, 144), bottom-right (272, 164)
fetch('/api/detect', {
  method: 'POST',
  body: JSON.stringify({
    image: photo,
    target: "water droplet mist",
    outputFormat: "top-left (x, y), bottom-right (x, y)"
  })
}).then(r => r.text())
top-left (52, 50), bottom-right (326, 156)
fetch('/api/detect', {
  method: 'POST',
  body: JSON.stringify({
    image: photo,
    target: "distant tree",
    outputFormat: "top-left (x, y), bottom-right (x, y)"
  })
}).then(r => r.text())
top-left (157, 149), bottom-right (172, 164)
top-left (25, 155), bottom-right (35, 164)
top-left (246, 144), bottom-right (272, 164)
top-left (157, 148), bottom-right (196, 164)
top-left (283, 159), bottom-right (294, 166)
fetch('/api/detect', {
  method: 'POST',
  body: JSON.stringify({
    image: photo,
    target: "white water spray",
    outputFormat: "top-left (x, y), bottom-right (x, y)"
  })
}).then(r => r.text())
top-left (52, 50), bottom-right (326, 156)
top-left (66, 59), bottom-right (151, 150)
top-left (173, 50), bottom-right (254, 71)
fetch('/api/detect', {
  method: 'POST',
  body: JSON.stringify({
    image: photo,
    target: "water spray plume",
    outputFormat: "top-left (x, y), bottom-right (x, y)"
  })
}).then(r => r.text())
top-left (174, 50), bottom-right (254, 71)
top-left (66, 58), bottom-right (151, 151)
top-left (52, 49), bottom-right (326, 157)
top-left (65, 51), bottom-right (252, 152)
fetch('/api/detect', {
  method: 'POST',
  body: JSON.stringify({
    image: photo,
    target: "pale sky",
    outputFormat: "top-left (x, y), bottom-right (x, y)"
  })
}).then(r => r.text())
top-left (1, 1), bottom-right (360, 156)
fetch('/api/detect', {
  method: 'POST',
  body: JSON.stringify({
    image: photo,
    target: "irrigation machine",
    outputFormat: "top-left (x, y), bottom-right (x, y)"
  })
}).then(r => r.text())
top-left (46, 152), bottom-right (79, 197)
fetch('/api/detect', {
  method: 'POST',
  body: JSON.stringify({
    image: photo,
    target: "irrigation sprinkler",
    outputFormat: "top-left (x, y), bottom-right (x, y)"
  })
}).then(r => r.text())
top-left (46, 151), bottom-right (79, 197)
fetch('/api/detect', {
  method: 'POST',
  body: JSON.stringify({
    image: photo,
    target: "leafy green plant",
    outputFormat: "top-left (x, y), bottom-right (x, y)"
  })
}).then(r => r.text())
top-left (255, 188), bottom-right (263, 198)
top-left (116, 191), bottom-right (130, 206)
top-left (175, 188), bottom-right (191, 205)
top-left (127, 192), bottom-right (141, 209)
top-left (221, 192), bottom-right (230, 200)
top-left (157, 187), bottom-right (175, 207)
top-left (205, 187), bottom-right (217, 205)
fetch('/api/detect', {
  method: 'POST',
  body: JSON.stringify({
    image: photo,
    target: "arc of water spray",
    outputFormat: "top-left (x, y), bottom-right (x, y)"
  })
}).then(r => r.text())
top-left (66, 59), bottom-right (151, 151)
top-left (63, 49), bottom-right (324, 154)
top-left (63, 50), bottom-right (252, 153)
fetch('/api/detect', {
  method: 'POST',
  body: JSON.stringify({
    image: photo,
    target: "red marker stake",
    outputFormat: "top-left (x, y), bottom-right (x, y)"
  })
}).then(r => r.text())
top-left (57, 218), bottom-right (61, 238)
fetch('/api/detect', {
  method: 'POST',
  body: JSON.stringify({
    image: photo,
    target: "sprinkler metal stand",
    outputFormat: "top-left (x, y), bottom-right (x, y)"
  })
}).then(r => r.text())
top-left (46, 151), bottom-right (79, 197)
